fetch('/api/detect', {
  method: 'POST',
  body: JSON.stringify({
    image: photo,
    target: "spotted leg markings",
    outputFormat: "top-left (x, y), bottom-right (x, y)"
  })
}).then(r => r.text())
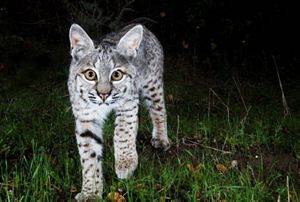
top-left (75, 129), bottom-right (104, 200)
top-left (143, 78), bottom-right (170, 151)
top-left (114, 101), bottom-right (139, 179)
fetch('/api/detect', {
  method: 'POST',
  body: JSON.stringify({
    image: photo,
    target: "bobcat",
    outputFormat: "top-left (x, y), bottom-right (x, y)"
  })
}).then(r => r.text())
top-left (68, 23), bottom-right (170, 200)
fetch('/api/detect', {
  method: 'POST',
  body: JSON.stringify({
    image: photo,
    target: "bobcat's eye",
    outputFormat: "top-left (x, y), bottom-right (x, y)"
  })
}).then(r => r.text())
top-left (84, 69), bottom-right (97, 81)
top-left (111, 69), bottom-right (124, 81)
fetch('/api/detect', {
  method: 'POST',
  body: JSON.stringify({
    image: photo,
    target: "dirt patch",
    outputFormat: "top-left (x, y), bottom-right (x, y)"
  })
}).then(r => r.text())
top-left (234, 145), bottom-right (300, 184)
top-left (139, 135), bottom-right (300, 185)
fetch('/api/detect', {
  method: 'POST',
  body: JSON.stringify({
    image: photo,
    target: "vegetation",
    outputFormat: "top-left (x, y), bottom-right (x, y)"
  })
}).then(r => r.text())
top-left (0, 43), bottom-right (300, 201)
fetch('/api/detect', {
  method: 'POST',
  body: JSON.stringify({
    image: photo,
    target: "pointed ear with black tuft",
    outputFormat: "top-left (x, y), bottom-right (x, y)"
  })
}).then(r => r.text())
top-left (69, 24), bottom-right (94, 60)
top-left (116, 25), bottom-right (143, 58)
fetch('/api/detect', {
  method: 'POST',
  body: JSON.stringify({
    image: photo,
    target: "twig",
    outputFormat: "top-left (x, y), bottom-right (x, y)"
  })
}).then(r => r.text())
top-left (207, 90), bottom-right (211, 120)
top-left (209, 88), bottom-right (230, 123)
top-left (201, 144), bottom-right (232, 154)
top-left (232, 75), bottom-right (247, 112)
top-left (232, 75), bottom-right (252, 125)
top-left (5, 99), bottom-right (14, 121)
top-left (240, 106), bottom-right (252, 125)
top-left (272, 55), bottom-right (290, 117)
top-left (0, 182), bottom-right (16, 188)
top-left (181, 138), bottom-right (232, 154)
top-left (176, 115), bottom-right (180, 151)
top-left (222, 136), bottom-right (228, 152)
top-left (115, 0), bottom-right (135, 22)
top-left (248, 165), bottom-right (257, 184)
top-left (287, 175), bottom-right (290, 202)
top-left (128, 17), bottom-right (157, 25)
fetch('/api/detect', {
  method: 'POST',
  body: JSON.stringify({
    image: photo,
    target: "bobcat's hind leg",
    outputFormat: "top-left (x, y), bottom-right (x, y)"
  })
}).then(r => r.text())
top-left (143, 78), bottom-right (170, 151)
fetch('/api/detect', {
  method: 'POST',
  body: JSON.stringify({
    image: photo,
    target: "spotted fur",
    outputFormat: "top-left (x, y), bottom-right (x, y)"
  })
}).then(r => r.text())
top-left (68, 23), bottom-right (170, 201)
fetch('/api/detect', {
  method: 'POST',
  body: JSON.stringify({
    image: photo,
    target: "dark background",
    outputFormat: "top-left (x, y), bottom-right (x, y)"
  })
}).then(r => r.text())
top-left (1, 0), bottom-right (300, 82)
top-left (2, 2), bottom-right (300, 201)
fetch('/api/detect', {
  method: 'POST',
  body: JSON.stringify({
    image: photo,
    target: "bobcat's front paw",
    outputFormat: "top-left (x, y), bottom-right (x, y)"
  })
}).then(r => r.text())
top-left (115, 158), bottom-right (138, 179)
top-left (151, 137), bottom-right (170, 151)
top-left (75, 192), bottom-right (102, 202)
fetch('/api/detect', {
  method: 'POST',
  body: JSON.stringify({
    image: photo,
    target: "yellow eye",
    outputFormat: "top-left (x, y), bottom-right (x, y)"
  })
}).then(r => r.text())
top-left (84, 69), bottom-right (97, 81)
top-left (111, 70), bottom-right (124, 81)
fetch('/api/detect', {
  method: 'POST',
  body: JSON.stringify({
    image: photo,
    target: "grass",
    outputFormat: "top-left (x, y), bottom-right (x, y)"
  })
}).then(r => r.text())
top-left (0, 48), bottom-right (300, 201)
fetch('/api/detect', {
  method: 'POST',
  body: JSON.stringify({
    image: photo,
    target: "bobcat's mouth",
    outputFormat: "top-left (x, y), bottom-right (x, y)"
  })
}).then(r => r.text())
top-left (86, 86), bottom-right (128, 106)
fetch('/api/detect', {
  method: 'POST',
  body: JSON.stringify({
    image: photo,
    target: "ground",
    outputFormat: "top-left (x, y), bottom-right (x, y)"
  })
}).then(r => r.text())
top-left (0, 44), bottom-right (300, 201)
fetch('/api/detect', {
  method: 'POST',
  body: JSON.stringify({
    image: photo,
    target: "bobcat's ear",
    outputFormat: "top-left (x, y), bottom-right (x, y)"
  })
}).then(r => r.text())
top-left (69, 24), bottom-right (94, 59)
top-left (117, 25), bottom-right (143, 58)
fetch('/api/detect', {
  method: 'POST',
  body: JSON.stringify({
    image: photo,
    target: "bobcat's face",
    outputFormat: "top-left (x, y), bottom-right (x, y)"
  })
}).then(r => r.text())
top-left (69, 24), bottom-right (143, 107)
top-left (74, 49), bottom-right (136, 106)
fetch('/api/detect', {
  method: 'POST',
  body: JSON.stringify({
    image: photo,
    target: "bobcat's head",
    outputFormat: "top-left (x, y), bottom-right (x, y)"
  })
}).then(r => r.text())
top-left (68, 24), bottom-right (143, 106)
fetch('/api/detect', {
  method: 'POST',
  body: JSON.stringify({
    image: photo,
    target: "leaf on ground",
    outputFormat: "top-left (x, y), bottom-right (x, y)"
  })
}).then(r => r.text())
top-left (160, 11), bottom-right (166, 17)
top-left (50, 184), bottom-right (63, 192)
top-left (65, 106), bottom-right (71, 113)
top-left (107, 191), bottom-right (126, 202)
top-left (166, 94), bottom-right (174, 104)
top-left (182, 40), bottom-right (189, 49)
top-left (154, 183), bottom-right (163, 191)
top-left (216, 164), bottom-right (228, 173)
top-left (187, 163), bottom-right (202, 172)
top-left (134, 182), bottom-right (144, 190)
top-left (160, 196), bottom-right (172, 202)
top-left (194, 191), bottom-right (200, 199)
top-left (70, 186), bottom-right (77, 193)
top-left (230, 160), bottom-right (238, 168)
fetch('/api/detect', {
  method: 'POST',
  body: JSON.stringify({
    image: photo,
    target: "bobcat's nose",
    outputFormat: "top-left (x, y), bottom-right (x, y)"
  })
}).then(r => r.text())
top-left (99, 93), bottom-right (110, 101)
top-left (97, 82), bottom-right (112, 102)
